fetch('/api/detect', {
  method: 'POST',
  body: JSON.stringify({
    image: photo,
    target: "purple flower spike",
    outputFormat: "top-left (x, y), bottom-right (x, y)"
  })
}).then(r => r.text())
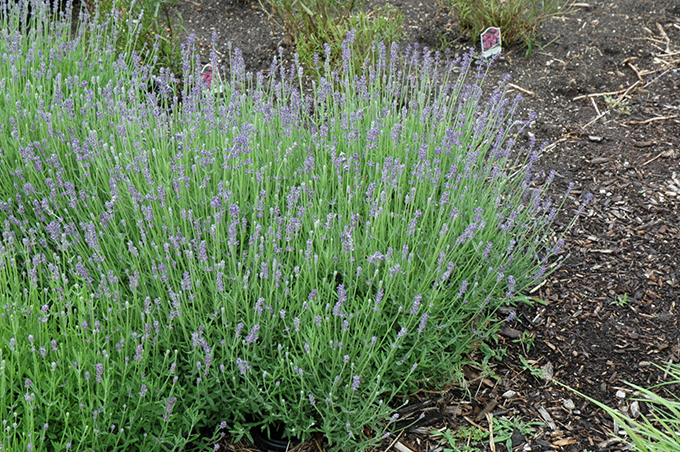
top-left (410, 294), bottom-right (422, 315)
top-left (351, 375), bottom-right (360, 391)
top-left (333, 284), bottom-right (347, 317)
top-left (236, 357), bottom-right (251, 375)
top-left (245, 324), bottom-right (260, 344)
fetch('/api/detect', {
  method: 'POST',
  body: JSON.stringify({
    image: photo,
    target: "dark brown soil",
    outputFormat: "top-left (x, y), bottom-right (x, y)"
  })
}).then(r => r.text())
top-left (167, 1), bottom-right (680, 450)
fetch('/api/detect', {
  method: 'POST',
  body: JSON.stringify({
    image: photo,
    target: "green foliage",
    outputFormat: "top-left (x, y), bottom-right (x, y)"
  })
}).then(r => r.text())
top-left (610, 292), bottom-right (630, 307)
top-left (435, 416), bottom-right (541, 452)
top-left (514, 330), bottom-right (536, 354)
top-left (259, 0), bottom-right (404, 75)
top-left (83, 0), bottom-right (183, 74)
top-left (440, 0), bottom-right (573, 56)
top-left (604, 95), bottom-right (632, 116)
top-left (492, 416), bottom-right (542, 451)
top-left (562, 362), bottom-right (680, 452)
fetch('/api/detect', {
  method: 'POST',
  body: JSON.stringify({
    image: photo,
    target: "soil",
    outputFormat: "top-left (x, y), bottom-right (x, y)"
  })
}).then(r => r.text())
top-left (166, 1), bottom-right (680, 450)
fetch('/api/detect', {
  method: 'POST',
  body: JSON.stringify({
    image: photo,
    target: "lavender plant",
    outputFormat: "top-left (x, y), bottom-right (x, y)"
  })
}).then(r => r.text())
top-left (0, 0), bottom-right (576, 450)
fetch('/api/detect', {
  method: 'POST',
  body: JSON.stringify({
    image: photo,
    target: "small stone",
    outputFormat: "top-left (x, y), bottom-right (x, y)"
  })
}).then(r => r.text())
top-left (503, 390), bottom-right (517, 399)
top-left (659, 313), bottom-right (673, 322)
top-left (499, 326), bottom-right (522, 339)
top-left (511, 428), bottom-right (525, 447)
top-left (588, 135), bottom-right (604, 142)
top-left (615, 389), bottom-right (627, 399)
top-left (563, 398), bottom-right (576, 410)
top-left (630, 401), bottom-right (640, 419)
top-left (639, 361), bottom-right (651, 367)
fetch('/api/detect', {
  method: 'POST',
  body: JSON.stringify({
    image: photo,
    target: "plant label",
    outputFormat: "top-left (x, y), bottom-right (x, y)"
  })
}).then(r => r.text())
top-left (481, 27), bottom-right (502, 57)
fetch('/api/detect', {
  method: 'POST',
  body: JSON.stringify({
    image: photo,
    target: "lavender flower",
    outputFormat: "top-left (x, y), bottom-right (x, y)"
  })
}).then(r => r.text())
top-left (482, 241), bottom-right (493, 259)
top-left (236, 358), bottom-right (251, 375)
top-left (410, 294), bottom-right (422, 315)
top-left (533, 265), bottom-right (546, 282)
top-left (351, 375), bottom-right (361, 391)
top-left (163, 397), bottom-right (177, 421)
top-left (216, 272), bottom-right (224, 292)
top-left (456, 280), bottom-right (469, 299)
top-left (245, 324), bottom-right (260, 344)
top-left (418, 313), bottom-right (430, 334)
top-left (505, 311), bottom-right (516, 322)
top-left (134, 344), bottom-right (143, 362)
top-left (181, 271), bottom-right (193, 291)
top-left (333, 284), bottom-right (347, 317)
top-left (505, 275), bottom-right (516, 298)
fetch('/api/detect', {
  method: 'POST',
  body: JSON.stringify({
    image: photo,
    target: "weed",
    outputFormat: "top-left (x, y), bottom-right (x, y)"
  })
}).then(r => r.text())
top-left (436, 416), bottom-right (541, 452)
top-left (604, 94), bottom-right (632, 115)
top-left (611, 293), bottom-right (629, 307)
top-left (492, 415), bottom-right (542, 451)
top-left (514, 330), bottom-right (536, 354)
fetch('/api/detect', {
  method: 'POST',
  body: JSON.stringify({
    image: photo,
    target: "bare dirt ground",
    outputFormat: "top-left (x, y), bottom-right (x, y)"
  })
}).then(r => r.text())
top-left (167, 1), bottom-right (680, 450)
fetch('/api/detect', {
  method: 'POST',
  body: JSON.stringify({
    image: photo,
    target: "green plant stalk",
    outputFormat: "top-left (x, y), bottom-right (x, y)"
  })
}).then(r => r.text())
top-left (557, 363), bottom-right (680, 452)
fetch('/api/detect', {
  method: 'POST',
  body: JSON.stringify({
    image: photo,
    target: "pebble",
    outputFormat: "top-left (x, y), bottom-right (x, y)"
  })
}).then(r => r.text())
top-left (630, 401), bottom-right (640, 419)
top-left (563, 398), bottom-right (576, 410)
top-left (503, 390), bottom-right (517, 399)
top-left (615, 389), bottom-right (627, 399)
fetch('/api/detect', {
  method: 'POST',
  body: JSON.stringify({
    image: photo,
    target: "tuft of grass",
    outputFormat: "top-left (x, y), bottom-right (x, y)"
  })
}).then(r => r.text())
top-left (259, 0), bottom-right (404, 75)
top-left (0, 0), bottom-right (584, 450)
top-left (514, 330), bottom-right (536, 354)
top-left (440, 0), bottom-right (573, 56)
top-left (563, 362), bottom-right (680, 452)
top-left (610, 292), bottom-right (630, 307)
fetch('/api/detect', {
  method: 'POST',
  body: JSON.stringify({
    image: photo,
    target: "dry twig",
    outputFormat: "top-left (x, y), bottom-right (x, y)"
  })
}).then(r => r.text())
top-left (508, 83), bottom-right (535, 97)
top-left (628, 115), bottom-right (678, 125)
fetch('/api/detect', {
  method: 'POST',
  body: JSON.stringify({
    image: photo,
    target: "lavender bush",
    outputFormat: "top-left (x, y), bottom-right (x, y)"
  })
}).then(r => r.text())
top-left (0, 0), bottom-right (574, 450)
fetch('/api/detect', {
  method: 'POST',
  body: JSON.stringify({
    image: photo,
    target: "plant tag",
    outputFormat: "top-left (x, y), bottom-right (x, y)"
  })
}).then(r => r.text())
top-left (480, 27), bottom-right (502, 57)
top-left (201, 64), bottom-right (225, 94)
